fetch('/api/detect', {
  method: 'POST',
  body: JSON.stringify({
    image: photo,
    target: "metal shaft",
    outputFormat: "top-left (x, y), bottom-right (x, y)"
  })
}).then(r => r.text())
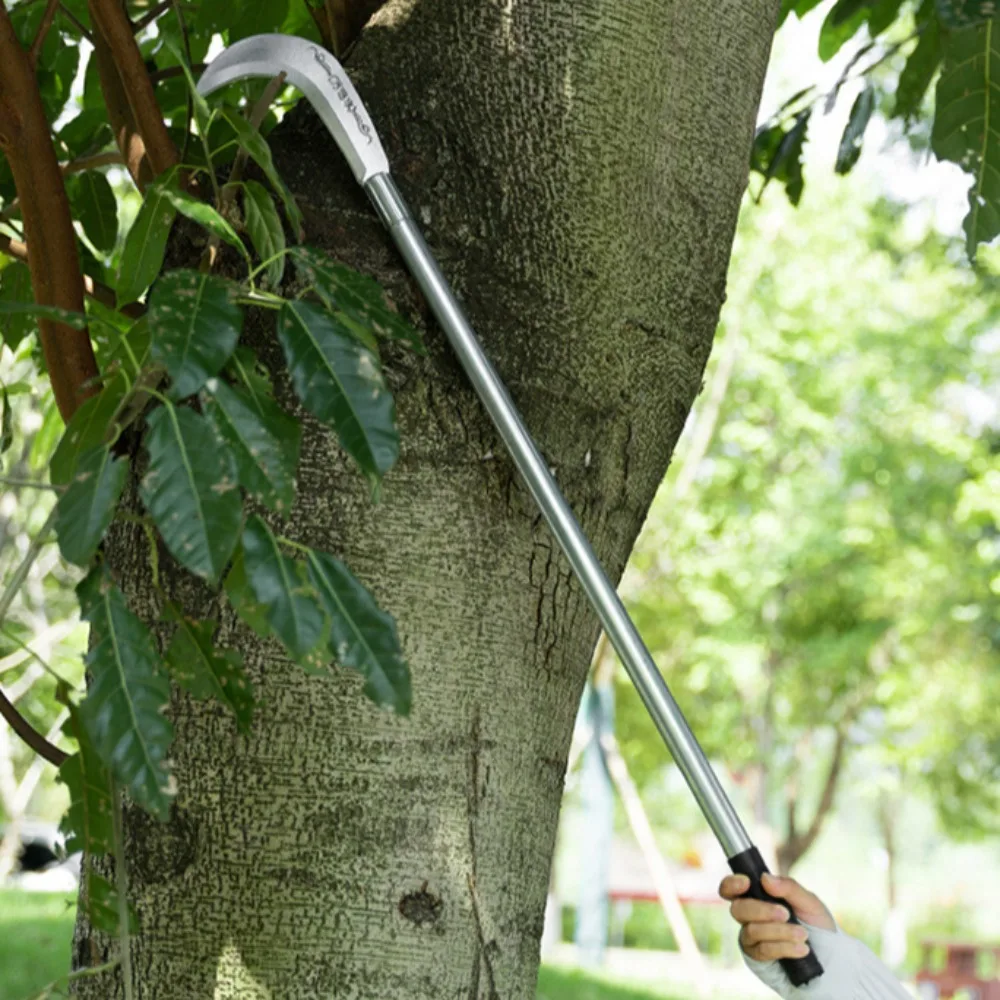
top-left (366, 173), bottom-right (752, 859)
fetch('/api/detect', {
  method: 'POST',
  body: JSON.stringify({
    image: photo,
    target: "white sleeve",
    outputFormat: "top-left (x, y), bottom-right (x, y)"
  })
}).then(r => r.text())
top-left (743, 923), bottom-right (912, 999)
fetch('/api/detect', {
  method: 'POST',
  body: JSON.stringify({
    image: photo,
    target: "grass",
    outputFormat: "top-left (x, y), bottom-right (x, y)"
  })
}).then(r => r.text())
top-left (0, 889), bottom-right (686, 1000)
top-left (0, 890), bottom-right (75, 1000)
top-left (537, 965), bottom-right (685, 999)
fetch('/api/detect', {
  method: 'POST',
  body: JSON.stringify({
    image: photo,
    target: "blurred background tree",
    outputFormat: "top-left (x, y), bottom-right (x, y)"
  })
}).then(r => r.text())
top-left (618, 178), bottom-right (1000, 875)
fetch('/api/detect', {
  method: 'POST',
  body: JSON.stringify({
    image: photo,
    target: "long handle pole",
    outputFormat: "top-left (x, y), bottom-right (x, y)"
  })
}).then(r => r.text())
top-left (365, 173), bottom-right (823, 988)
top-left (367, 174), bottom-right (749, 855)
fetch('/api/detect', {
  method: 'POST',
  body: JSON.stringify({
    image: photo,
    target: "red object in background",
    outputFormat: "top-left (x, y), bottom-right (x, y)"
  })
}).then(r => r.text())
top-left (915, 941), bottom-right (1000, 999)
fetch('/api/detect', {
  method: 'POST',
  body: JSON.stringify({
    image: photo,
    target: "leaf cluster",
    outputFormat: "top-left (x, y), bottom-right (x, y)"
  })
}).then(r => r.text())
top-left (0, 7), bottom-right (423, 933)
top-left (760, 0), bottom-right (1000, 259)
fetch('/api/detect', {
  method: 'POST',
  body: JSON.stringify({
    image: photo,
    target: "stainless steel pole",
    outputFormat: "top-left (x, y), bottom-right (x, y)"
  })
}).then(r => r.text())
top-left (366, 173), bottom-right (751, 858)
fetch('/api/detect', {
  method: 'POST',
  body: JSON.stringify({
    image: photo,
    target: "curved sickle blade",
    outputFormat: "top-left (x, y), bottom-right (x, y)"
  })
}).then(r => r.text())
top-left (197, 33), bottom-right (389, 185)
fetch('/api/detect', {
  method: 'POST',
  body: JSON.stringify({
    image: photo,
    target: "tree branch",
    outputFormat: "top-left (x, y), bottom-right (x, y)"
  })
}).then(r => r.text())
top-left (149, 62), bottom-right (205, 85)
top-left (132, 0), bottom-right (170, 33)
top-left (58, 2), bottom-right (93, 42)
top-left (778, 728), bottom-right (849, 872)
top-left (0, 2), bottom-right (100, 422)
top-left (28, 0), bottom-right (59, 66)
top-left (0, 687), bottom-right (68, 767)
top-left (88, 0), bottom-right (177, 189)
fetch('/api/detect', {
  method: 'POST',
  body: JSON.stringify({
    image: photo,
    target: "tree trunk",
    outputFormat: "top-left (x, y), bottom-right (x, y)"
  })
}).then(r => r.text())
top-left (73, 1), bottom-right (778, 996)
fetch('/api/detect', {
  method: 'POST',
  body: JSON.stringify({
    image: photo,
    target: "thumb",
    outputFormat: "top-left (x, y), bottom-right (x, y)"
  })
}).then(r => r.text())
top-left (761, 873), bottom-right (835, 930)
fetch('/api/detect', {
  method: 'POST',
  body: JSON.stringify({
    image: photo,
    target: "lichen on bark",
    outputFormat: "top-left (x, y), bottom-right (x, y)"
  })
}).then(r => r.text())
top-left (73, 1), bottom-right (779, 996)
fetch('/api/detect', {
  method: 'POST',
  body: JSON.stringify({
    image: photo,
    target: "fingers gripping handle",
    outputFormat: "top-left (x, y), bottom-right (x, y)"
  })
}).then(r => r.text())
top-left (728, 846), bottom-right (824, 988)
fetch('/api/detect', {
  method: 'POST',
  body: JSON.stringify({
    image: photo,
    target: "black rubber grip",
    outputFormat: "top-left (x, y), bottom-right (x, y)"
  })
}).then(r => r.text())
top-left (727, 846), bottom-right (824, 987)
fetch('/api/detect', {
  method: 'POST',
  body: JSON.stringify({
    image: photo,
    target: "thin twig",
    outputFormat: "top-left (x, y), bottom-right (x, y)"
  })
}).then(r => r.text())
top-left (0, 687), bottom-right (68, 766)
top-left (0, 476), bottom-right (61, 491)
top-left (0, 506), bottom-right (57, 628)
top-left (149, 62), bottom-right (206, 84)
top-left (30, 958), bottom-right (121, 1000)
top-left (132, 0), bottom-right (171, 33)
top-left (28, 0), bottom-right (61, 66)
top-left (58, 2), bottom-right (93, 43)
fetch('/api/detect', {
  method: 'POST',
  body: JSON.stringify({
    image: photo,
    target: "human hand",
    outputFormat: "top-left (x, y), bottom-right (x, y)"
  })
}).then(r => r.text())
top-left (718, 872), bottom-right (835, 963)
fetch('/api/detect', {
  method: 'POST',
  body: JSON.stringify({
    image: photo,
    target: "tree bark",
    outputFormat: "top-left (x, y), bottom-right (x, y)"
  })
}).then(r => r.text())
top-left (73, 1), bottom-right (778, 996)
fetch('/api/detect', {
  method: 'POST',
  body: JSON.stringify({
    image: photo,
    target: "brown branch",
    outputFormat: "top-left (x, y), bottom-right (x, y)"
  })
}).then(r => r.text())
top-left (28, 0), bottom-right (60, 66)
top-left (58, 3), bottom-right (92, 43)
top-left (778, 728), bottom-right (848, 872)
top-left (0, 3), bottom-right (99, 422)
top-left (0, 687), bottom-right (68, 767)
top-left (132, 0), bottom-right (171, 33)
top-left (88, 0), bottom-right (177, 189)
top-left (149, 62), bottom-right (205, 85)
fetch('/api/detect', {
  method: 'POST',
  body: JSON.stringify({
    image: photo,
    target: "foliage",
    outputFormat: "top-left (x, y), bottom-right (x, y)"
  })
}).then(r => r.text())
top-left (0, 1), bottom-right (423, 936)
top-left (764, 0), bottom-right (1000, 258)
top-left (617, 182), bottom-right (1000, 854)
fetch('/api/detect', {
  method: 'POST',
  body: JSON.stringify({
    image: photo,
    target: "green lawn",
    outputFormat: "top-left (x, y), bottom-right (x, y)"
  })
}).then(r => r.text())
top-left (0, 889), bottom-right (684, 1000)
top-left (0, 890), bottom-right (75, 1000)
top-left (537, 966), bottom-right (684, 999)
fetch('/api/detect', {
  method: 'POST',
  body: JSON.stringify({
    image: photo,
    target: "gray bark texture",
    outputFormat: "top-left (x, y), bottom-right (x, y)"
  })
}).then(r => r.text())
top-left (74, 1), bottom-right (777, 997)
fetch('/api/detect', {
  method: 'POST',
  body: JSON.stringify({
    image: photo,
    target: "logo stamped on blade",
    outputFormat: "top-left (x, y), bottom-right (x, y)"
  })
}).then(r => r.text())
top-left (312, 48), bottom-right (374, 145)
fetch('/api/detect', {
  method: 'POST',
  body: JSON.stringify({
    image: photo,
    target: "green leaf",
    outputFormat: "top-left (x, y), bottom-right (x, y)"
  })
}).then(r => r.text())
top-left (936, 0), bottom-right (1000, 28)
top-left (306, 549), bottom-right (411, 714)
top-left (241, 516), bottom-right (325, 664)
top-left (160, 35), bottom-right (213, 127)
top-left (243, 180), bottom-right (286, 289)
top-left (101, 315), bottom-right (152, 378)
top-left (278, 299), bottom-right (399, 483)
top-left (0, 300), bottom-right (89, 328)
top-left (50, 374), bottom-right (127, 486)
top-left (68, 171), bottom-right (119, 253)
top-left (218, 108), bottom-right (304, 240)
top-left (290, 246), bottom-right (423, 353)
top-left (932, 20), bottom-right (1000, 257)
top-left (58, 703), bottom-right (114, 857)
top-left (58, 109), bottom-right (112, 159)
top-left (162, 187), bottom-right (248, 258)
top-left (85, 871), bottom-right (138, 935)
top-left (836, 86), bottom-right (877, 175)
top-left (224, 545), bottom-right (273, 639)
top-left (894, 16), bottom-right (943, 121)
top-left (141, 402), bottom-right (242, 583)
top-left (76, 566), bottom-right (174, 819)
top-left (0, 262), bottom-right (34, 351)
top-left (820, 0), bottom-right (873, 60)
top-left (751, 110), bottom-right (812, 205)
top-left (162, 605), bottom-right (254, 733)
top-left (202, 377), bottom-right (300, 513)
top-left (55, 445), bottom-right (128, 566)
top-left (118, 175), bottom-right (178, 305)
top-left (868, 0), bottom-right (905, 36)
top-left (227, 345), bottom-right (275, 413)
top-left (779, 0), bottom-right (826, 25)
top-left (149, 269), bottom-right (244, 400)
